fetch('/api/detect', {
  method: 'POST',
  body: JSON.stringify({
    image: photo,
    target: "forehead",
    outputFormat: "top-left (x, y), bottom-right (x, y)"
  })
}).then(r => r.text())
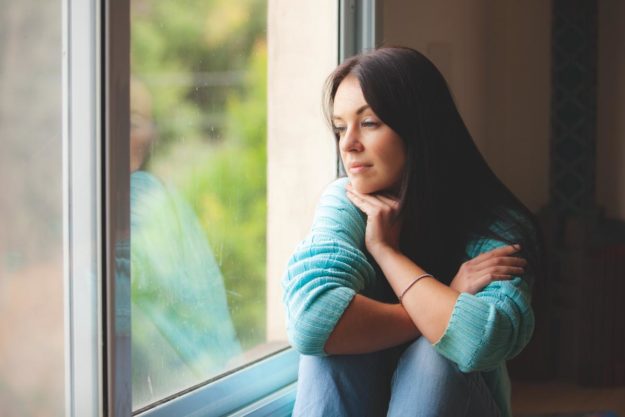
top-left (333, 75), bottom-right (368, 117)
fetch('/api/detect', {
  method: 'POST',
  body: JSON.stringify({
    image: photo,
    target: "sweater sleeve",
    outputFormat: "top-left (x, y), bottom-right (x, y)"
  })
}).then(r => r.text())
top-left (433, 238), bottom-right (535, 372)
top-left (281, 178), bottom-right (377, 356)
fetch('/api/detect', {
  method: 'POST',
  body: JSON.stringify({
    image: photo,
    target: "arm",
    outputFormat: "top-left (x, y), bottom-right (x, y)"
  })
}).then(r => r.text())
top-left (432, 239), bottom-right (534, 372)
top-left (371, 246), bottom-right (459, 343)
top-left (346, 186), bottom-right (535, 372)
top-left (373, 243), bottom-right (534, 372)
top-left (324, 294), bottom-right (419, 354)
top-left (282, 178), bottom-right (418, 355)
top-left (321, 242), bottom-right (525, 355)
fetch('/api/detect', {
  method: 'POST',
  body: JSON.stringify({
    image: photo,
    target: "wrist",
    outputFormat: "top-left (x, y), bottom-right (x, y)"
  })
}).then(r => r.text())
top-left (368, 242), bottom-right (399, 259)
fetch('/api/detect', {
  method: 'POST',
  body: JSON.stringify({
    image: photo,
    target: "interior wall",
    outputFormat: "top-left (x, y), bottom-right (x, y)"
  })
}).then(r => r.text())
top-left (381, 0), bottom-right (489, 150)
top-left (598, 0), bottom-right (625, 221)
top-left (266, 0), bottom-right (338, 341)
top-left (382, 0), bottom-right (551, 213)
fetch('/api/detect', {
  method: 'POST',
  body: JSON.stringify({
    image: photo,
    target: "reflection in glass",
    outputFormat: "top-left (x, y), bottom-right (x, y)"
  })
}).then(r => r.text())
top-left (130, 0), bottom-right (271, 409)
top-left (131, 169), bottom-right (241, 404)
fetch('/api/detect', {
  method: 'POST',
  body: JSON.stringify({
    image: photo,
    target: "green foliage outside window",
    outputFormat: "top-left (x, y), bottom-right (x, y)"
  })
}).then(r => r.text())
top-left (131, 0), bottom-right (267, 350)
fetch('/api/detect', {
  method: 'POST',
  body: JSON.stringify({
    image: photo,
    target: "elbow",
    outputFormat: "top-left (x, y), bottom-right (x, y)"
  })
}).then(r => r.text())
top-left (285, 308), bottom-right (333, 356)
top-left (435, 288), bottom-right (536, 373)
top-left (455, 350), bottom-right (504, 373)
top-left (282, 283), bottom-right (357, 356)
top-left (455, 323), bottom-right (535, 373)
top-left (291, 342), bottom-right (326, 357)
top-left (287, 324), bottom-right (328, 356)
top-left (322, 327), bottom-right (342, 355)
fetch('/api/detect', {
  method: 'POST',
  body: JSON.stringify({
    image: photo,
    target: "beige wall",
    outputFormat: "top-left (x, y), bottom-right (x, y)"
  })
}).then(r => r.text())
top-left (266, 1), bottom-right (338, 341)
top-left (598, 0), bottom-right (625, 221)
top-left (382, 0), bottom-right (551, 212)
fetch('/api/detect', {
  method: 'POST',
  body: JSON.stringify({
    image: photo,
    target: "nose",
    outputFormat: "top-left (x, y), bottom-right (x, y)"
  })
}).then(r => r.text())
top-left (339, 125), bottom-right (363, 153)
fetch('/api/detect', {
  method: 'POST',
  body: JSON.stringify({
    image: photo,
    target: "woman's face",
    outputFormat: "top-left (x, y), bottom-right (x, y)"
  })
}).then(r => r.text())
top-left (332, 75), bottom-right (406, 195)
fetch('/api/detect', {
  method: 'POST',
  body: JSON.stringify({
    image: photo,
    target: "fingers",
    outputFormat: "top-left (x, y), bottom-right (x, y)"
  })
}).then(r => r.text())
top-left (490, 274), bottom-right (514, 280)
top-left (468, 259), bottom-right (524, 276)
top-left (473, 244), bottom-right (521, 261)
top-left (470, 266), bottom-right (524, 285)
top-left (466, 244), bottom-right (522, 266)
top-left (473, 273), bottom-right (514, 292)
top-left (346, 184), bottom-right (400, 211)
top-left (345, 190), bottom-right (389, 220)
top-left (475, 256), bottom-right (527, 269)
top-left (487, 265), bottom-right (525, 276)
top-left (374, 193), bottom-right (400, 209)
top-left (345, 189), bottom-right (376, 215)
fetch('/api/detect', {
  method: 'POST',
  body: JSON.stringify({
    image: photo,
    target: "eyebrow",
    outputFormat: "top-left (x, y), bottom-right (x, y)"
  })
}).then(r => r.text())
top-left (332, 104), bottom-right (370, 121)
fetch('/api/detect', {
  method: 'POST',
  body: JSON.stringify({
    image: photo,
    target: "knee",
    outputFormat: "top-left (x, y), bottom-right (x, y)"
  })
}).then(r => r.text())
top-left (388, 338), bottom-right (472, 416)
top-left (298, 350), bottom-right (393, 383)
top-left (398, 337), bottom-right (463, 381)
top-left (297, 354), bottom-right (340, 384)
top-left (298, 353), bottom-right (360, 376)
top-left (295, 352), bottom-right (395, 417)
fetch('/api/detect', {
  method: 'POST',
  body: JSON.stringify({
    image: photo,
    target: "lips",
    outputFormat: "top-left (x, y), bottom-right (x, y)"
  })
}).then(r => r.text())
top-left (348, 162), bottom-right (372, 173)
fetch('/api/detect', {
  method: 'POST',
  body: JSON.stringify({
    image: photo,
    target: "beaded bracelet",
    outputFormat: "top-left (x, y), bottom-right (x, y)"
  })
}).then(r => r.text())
top-left (399, 273), bottom-right (433, 304)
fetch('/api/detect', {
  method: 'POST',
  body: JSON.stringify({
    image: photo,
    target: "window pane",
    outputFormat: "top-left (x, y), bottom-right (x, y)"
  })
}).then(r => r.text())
top-left (0, 1), bottom-right (64, 416)
top-left (130, 0), bottom-right (280, 410)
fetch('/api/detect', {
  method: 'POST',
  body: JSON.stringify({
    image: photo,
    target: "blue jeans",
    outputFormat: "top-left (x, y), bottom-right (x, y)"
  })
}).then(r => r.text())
top-left (293, 337), bottom-right (501, 417)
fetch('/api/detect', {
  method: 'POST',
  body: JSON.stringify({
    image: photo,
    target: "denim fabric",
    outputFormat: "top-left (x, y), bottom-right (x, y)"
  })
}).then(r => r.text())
top-left (293, 337), bottom-right (501, 417)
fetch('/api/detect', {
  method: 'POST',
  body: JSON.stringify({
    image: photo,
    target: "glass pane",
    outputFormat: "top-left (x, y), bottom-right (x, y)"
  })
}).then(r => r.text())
top-left (130, 0), bottom-right (280, 410)
top-left (0, 1), bottom-right (64, 416)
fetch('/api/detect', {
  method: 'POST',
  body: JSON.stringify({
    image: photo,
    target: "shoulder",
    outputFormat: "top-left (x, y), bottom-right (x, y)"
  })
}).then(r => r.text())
top-left (131, 171), bottom-right (168, 226)
top-left (316, 177), bottom-right (352, 211)
top-left (465, 209), bottom-right (538, 258)
top-left (311, 177), bottom-right (366, 247)
top-left (131, 170), bottom-right (164, 199)
top-left (465, 209), bottom-right (540, 290)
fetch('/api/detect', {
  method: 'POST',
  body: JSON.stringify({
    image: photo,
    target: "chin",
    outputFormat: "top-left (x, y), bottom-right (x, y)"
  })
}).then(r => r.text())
top-left (348, 177), bottom-right (383, 195)
top-left (349, 175), bottom-right (401, 196)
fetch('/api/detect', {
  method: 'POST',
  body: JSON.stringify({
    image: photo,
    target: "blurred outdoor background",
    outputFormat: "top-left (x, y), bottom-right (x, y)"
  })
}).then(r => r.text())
top-left (130, 0), bottom-right (269, 409)
top-left (1, 1), bottom-right (64, 416)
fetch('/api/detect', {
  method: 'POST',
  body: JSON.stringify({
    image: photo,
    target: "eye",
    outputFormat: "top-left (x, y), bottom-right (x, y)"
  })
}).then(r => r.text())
top-left (361, 119), bottom-right (379, 128)
top-left (332, 125), bottom-right (347, 135)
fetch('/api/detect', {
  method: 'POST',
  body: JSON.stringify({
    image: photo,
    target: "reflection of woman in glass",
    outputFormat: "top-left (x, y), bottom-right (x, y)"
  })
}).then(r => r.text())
top-left (282, 47), bottom-right (540, 416)
top-left (130, 78), bottom-right (240, 406)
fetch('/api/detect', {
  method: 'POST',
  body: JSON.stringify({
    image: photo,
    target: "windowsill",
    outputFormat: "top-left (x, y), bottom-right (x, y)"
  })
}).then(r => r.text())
top-left (136, 347), bottom-right (298, 417)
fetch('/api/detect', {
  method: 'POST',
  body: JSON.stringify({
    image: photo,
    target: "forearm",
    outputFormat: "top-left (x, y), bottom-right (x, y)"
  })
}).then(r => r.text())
top-left (373, 246), bottom-right (460, 344)
top-left (324, 294), bottom-right (420, 355)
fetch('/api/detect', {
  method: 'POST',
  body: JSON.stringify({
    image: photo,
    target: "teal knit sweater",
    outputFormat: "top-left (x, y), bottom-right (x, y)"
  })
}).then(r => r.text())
top-left (281, 177), bottom-right (535, 417)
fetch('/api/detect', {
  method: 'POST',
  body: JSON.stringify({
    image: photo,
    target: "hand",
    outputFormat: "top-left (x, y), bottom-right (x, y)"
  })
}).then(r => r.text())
top-left (450, 244), bottom-right (526, 294)
top-left (345, 183), bottom-right (402, 257)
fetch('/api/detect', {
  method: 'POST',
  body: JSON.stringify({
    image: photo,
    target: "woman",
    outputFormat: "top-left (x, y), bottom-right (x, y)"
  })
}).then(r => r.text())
top-left (282, 46), bottom-right (540, 417)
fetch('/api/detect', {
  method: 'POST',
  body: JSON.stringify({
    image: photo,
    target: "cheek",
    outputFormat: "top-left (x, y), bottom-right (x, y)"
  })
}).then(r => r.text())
top-left (339, 151), bottom-right (349, 172)
top-left (379, 140), bottom-right (406, 175)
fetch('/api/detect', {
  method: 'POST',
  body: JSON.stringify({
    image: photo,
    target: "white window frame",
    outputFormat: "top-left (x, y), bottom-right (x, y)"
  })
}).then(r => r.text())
top-left (63, 0), bottom-right (107, 415)
top-left (339, 0), bottom-right (382, 62)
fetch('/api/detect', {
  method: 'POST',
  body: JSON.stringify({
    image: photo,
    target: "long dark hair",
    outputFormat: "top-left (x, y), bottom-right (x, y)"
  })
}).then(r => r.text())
top-left (324, 46), bottom-right (542, 285)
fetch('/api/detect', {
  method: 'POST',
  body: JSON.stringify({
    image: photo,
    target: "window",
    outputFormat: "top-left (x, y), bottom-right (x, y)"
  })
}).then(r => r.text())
top-left (129, 0), bottom-right (285, 410)
top-left (0, 0), bottom-right (358, 415)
